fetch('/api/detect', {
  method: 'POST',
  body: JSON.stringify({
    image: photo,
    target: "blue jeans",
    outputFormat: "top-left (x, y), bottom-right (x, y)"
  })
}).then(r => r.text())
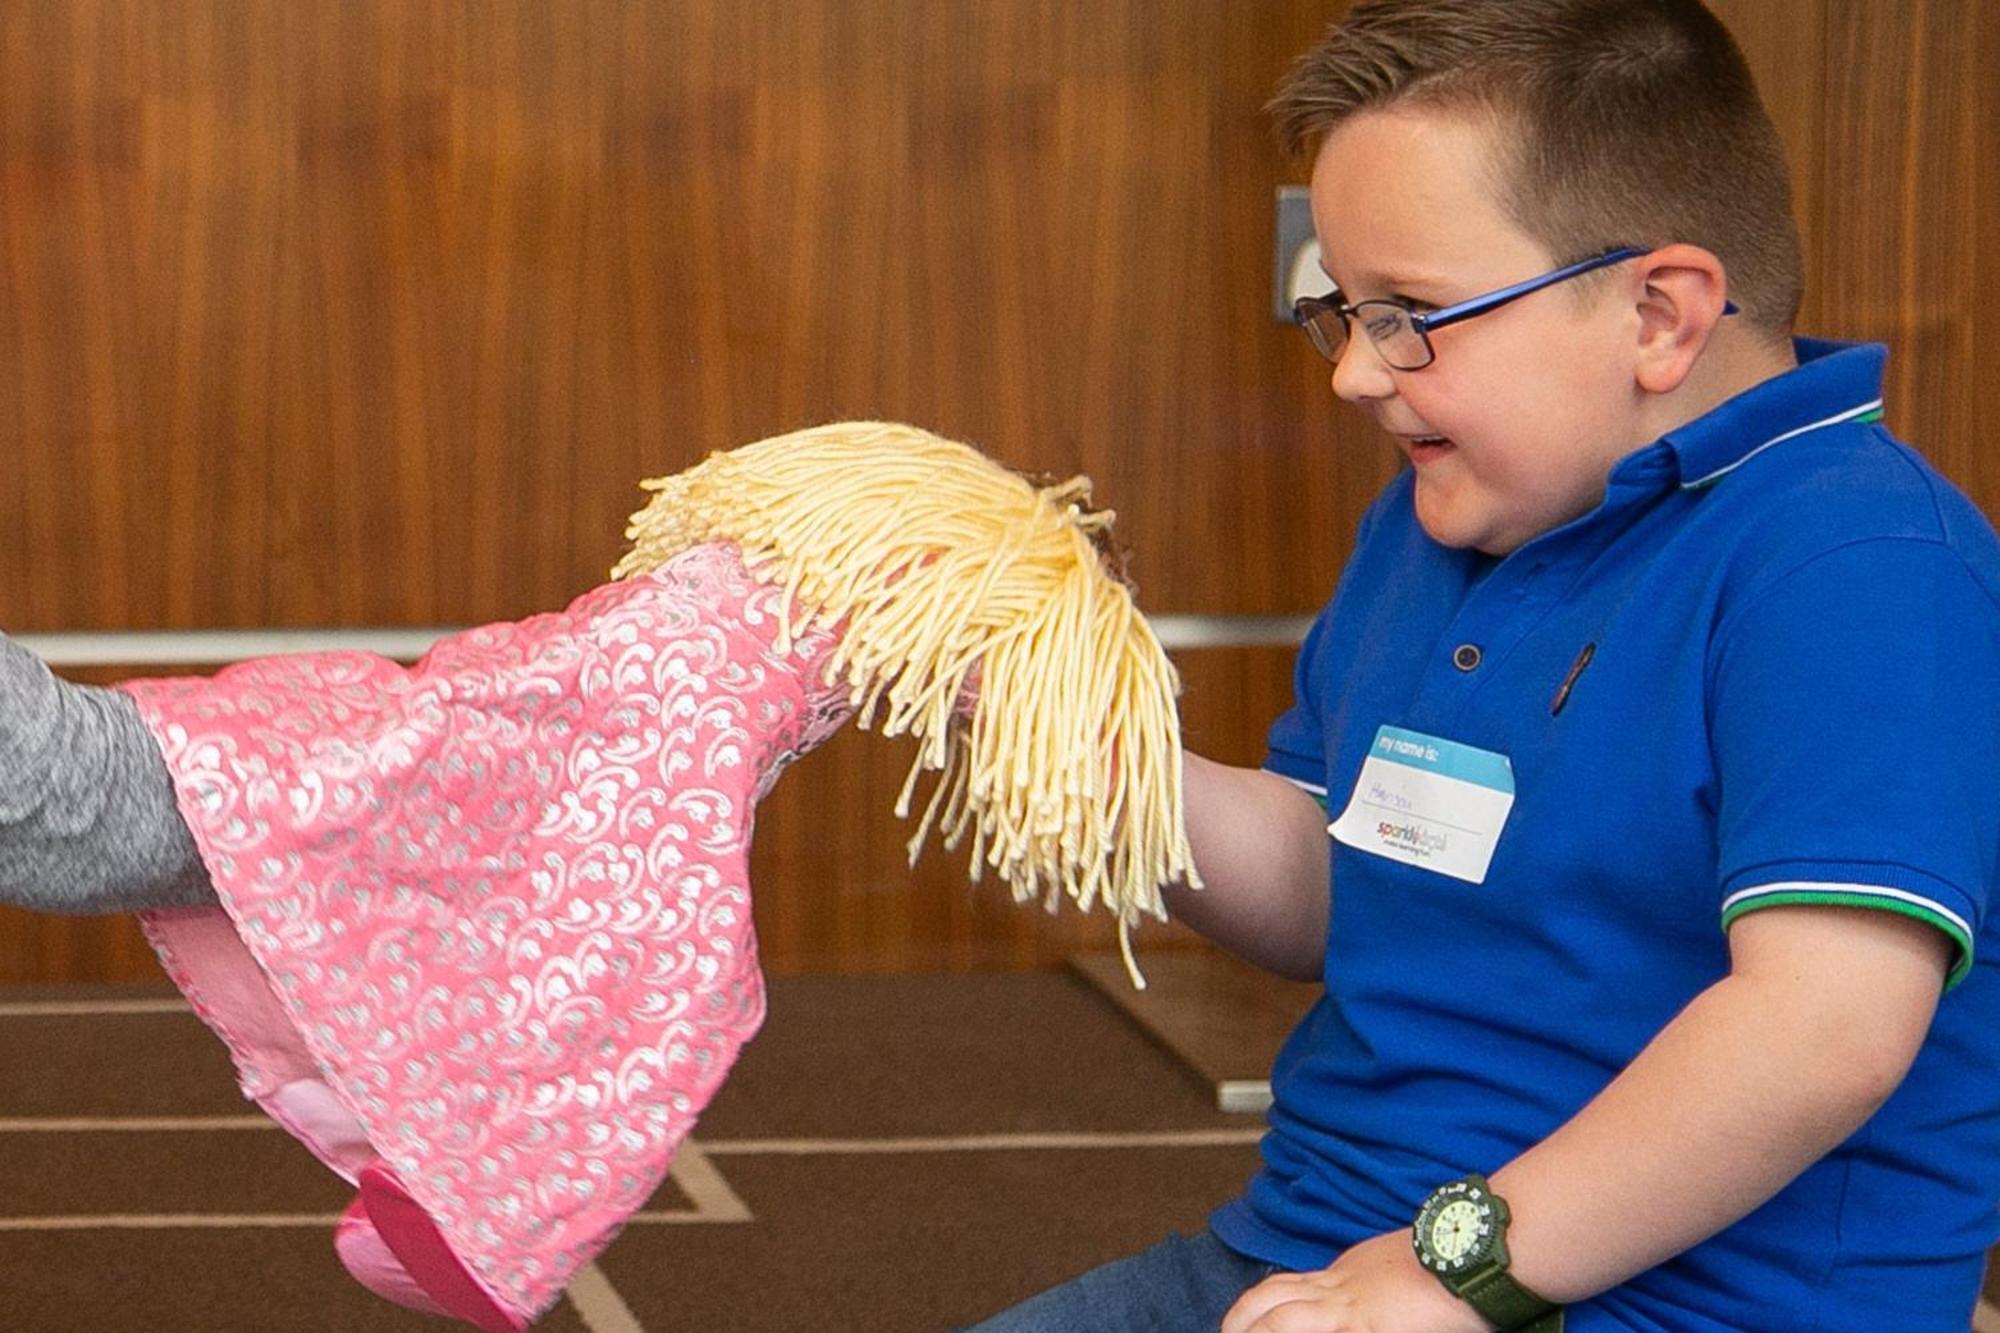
top-left (958, 1228), bottom-right (1280, 1332)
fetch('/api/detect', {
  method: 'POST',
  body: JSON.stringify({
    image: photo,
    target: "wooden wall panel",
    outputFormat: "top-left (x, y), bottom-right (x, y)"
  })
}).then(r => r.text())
top-left (0, 0), bottom-right (1360, 635)
top-left (1815, 0), bottom-right (1985, 494)
top-left (2, 2), bottom-right (1996, 982)
top-left (1986, 0), bottom-right (2000, 446)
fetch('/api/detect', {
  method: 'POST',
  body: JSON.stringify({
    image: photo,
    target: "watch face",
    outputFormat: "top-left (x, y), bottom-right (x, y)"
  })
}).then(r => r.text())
top-left (1416, 1182), bottom-right (1500, 1274)
top-left (1426, 1198), bottom-right (1488, 1265)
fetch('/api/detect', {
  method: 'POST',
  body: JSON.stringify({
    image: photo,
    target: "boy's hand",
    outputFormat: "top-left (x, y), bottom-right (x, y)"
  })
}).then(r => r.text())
top-left (1220, 1229), bottom-right (1491, 1333)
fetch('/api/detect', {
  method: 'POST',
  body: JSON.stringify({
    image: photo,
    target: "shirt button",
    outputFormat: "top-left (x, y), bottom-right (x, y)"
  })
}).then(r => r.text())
top-left (1452, 644), bottom-right (1483, 672)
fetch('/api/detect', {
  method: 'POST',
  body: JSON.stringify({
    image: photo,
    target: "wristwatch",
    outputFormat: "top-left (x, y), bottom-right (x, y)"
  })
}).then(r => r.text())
top-left (1411, 1174), bottom-right (1561, 1331)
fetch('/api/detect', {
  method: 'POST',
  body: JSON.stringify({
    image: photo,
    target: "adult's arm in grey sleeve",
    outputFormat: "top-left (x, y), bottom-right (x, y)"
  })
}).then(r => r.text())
top-left (0, 634), bottom-right (216, 913)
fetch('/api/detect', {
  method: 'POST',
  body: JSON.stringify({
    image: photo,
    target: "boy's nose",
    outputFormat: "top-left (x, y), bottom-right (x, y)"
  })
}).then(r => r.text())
top-left (1329, 334), bottom-right (1396, 405)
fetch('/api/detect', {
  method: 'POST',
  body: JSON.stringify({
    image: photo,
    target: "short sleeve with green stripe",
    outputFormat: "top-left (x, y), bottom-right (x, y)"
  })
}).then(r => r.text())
top-left (1708, 530), bottom-right (2000, 989)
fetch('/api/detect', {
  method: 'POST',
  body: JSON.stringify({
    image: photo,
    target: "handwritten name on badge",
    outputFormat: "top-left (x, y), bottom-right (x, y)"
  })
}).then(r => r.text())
top-left (1328, 726), bottom-right (1515, 884)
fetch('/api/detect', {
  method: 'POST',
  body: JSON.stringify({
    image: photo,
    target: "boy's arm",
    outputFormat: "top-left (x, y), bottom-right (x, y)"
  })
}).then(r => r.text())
top-left (1489, 902), bottom-right (1948, 1303)
top-left (1166, 752), bottom-right (1331, 981)
top-left (1485, 538), bottom-right (1987, 1310)
top-left (0, 634), bottom-right (215, 913)
top-left (1222, 904), bottom-right (1947, 1333)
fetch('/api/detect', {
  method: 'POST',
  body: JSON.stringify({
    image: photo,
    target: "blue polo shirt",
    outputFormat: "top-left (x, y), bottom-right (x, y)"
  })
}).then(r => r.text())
top-left (1211, 340), bottom-right (2000, 1331)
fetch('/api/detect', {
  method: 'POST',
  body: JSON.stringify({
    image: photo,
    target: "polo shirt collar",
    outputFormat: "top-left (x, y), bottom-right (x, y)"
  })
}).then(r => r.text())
top-left (1659, 338), bottom-right (1887, 490)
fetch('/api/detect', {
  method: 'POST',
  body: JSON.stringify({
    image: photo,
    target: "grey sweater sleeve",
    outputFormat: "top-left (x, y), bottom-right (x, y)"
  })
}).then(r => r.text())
top-left (0, 634), bottom-right (216, 913)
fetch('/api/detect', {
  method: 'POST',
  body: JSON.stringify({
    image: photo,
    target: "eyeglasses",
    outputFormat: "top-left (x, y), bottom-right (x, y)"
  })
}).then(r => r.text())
top-left (1293, 246), bottom-right (1660, 372)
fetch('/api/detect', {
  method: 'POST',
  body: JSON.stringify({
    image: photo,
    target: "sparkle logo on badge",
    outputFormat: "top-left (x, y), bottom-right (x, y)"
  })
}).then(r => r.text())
top-left (1328, 725), bottom-right (1515, 884)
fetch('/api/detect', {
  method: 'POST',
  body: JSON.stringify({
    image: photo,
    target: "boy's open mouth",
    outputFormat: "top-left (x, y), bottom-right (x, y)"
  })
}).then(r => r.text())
top-left (1405, 433), bottom-right (1455, 461)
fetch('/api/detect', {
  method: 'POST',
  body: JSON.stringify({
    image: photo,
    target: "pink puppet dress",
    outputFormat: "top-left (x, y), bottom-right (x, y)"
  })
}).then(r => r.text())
top-left (118, 422), bottom-right (1194, 1329)
top-left (129, 544), bottom-right (848, 1329)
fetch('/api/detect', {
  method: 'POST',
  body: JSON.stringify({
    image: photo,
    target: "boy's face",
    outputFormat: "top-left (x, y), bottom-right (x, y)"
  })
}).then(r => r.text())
top-left (1309, 107), bottom-right (1645, 556)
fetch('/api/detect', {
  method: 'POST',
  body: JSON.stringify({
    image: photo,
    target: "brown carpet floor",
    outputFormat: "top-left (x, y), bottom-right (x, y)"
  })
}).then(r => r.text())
top-left (8, 974), bottom-right (1992, 1330)
top-left (0, 973), bottom-right (1261, 1331)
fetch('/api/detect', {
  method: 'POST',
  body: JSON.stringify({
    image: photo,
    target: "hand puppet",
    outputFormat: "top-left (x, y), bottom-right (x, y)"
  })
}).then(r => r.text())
top-left (125, 421), bottom-right (1194, 1329)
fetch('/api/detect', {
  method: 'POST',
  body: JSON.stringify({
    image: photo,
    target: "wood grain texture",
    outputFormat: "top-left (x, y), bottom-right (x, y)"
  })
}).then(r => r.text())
top-left (1817, 0), bottom-right (1985, 490)
top-left (1, 2), bottom-right (1994, 981)
top-left (1, 0), bottom-right (1357, 635)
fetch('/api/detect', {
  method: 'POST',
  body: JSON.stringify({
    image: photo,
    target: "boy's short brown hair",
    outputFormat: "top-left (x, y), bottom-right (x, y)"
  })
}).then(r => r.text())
top-left (1271, 0), bottom-right (1804, 336)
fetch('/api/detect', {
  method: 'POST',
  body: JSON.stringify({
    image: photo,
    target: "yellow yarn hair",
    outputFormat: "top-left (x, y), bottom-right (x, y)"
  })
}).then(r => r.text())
top-left (611, 421), bottom-right (1197, 986)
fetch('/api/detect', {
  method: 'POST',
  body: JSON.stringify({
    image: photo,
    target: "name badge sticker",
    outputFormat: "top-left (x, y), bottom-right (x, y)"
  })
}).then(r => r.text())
top-left (1328, 725), bottom-right (1515, 884)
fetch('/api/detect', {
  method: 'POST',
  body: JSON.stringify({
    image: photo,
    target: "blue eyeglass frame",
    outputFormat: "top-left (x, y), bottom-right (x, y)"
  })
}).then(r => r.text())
top-left (1292, 246), bottom-right (1739, 370)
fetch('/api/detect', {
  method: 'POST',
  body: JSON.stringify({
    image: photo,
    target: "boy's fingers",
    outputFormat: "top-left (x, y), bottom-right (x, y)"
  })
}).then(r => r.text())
top-left (1222, 1273), bottom-right (1344, 1333)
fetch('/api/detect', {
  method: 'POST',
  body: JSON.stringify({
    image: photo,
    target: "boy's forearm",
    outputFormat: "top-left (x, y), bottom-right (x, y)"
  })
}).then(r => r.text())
top-left (1168, 753), bottom-right (1330, 980)
top-left (0, 635), bottom-right (215, 913)
top-left (1487, 907), bottom-right (1948, 1305)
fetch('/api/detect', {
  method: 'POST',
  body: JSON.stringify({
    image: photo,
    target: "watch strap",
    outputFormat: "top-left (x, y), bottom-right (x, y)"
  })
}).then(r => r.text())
top-left (1454, 1263), bottom-right (1559, 1330)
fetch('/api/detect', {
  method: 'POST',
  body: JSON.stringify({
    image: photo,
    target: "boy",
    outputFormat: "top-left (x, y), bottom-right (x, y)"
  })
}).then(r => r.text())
top-left (971, 1), bottom-right (2000, 1330)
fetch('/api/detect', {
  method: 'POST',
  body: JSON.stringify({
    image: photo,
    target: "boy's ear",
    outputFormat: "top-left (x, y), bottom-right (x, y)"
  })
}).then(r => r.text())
top-left (1630, 243), bottom-right (1731, 394)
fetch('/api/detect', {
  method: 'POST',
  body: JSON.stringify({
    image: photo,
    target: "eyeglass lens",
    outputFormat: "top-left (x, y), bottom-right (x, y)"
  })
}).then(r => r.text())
top-left (1358, 304), bottom-right (1430, 370)
top-left (1298, 301), bottom-right (1431, 371)
top-left (1300, 305), bottom-right (1346, 361)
